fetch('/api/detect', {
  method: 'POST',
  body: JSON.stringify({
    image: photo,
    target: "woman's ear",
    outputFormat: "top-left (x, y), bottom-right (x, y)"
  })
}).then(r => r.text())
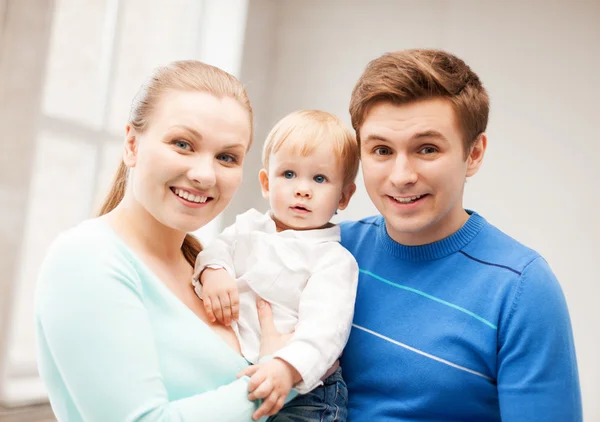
top-left (123, 124), bottom-right (138, 168)
top-left (258, 169), bottom-right (270, 200)
top-left (337, 183), bottom-right (357, 211)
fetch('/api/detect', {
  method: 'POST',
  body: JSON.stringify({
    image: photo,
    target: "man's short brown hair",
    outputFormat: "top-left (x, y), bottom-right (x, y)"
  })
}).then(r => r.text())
top-left (349, 49), bottom-right (489, 155)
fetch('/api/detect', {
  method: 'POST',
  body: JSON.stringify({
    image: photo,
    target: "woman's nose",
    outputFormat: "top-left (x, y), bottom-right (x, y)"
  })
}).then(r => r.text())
top-left (188, 155), bottom-right (217, 188)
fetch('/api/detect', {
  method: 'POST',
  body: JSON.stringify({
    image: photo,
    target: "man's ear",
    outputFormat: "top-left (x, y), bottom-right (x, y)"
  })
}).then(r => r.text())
top-left (466, 133), bottom-right (487, 178)
top-left (337, 182), bottom-right (357, 211)
top-left (123, 124), bottom-right (138, 168)
top-left (258, 169), bottom-right (270, 200)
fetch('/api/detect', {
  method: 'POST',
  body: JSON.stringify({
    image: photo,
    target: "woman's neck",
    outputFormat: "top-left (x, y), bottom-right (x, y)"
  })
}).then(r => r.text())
top-left (108, 196), bottom-right (186, 263)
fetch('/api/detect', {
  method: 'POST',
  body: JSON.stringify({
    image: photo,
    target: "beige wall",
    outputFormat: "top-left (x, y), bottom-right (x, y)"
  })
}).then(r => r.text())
top-left (235, 0), bottom-right (600, 420)
top-left (0, 0), bottom-right (55, 405)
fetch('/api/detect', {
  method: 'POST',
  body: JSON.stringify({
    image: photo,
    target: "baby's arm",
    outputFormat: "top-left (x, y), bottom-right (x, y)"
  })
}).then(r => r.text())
top-left (274, 246), bottom-right (359, 393)
top-left (193, 223), bottom-right (239, 325)
top-left (201, 268), bottom-right (239, 325)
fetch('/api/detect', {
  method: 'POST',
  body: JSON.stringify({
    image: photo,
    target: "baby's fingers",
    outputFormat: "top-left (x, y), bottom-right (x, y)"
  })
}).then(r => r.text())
top-left (203, 297), bottom-right (216, 323)
top-left (248, 377), bottom-right (274, 401)
top-left (230, 289), bottom-right (240, 321)
top-left (252, 391), bottom-right (284, 420)
top-left (211, 296), bottom-right (224, 323)
top-left (219, 293), bottom-right (232, 326)
top-left (237, 364), bottom-right (260, 379)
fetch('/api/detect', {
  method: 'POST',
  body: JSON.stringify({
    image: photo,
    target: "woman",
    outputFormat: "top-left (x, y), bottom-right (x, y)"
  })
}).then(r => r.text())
top-left (35, 60), bottom-right (295, 421)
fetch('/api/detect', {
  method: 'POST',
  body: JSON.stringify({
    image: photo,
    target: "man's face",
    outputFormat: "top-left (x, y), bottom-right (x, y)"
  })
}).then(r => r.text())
top-left (359, 98), bottom-right (485, 245)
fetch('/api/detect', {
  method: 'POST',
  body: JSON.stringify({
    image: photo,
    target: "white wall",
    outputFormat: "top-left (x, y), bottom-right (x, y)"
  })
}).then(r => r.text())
top-left (237, 0), bottom-right (600, 420)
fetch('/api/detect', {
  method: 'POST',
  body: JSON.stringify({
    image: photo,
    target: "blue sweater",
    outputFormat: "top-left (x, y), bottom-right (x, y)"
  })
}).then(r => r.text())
top-left (339, 212), bottom-right (582, 422)
top-left (35, 218), bottom-right (270, 421)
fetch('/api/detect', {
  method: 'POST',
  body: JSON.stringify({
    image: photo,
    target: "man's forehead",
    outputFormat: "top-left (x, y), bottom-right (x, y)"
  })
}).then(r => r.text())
top-left (360, 101), bottom-right (457, 141)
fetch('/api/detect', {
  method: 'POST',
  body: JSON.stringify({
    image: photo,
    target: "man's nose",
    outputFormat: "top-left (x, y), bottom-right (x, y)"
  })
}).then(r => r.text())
top-left (389, 154), bottom-right (418, 187)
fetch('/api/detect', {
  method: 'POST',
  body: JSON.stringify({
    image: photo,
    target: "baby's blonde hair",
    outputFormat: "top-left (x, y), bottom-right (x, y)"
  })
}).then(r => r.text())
top-left (262, 110), bottom-right (359, 187)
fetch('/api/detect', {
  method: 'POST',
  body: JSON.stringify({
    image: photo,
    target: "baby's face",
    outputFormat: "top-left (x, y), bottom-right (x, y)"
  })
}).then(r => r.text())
top-left (261, 143), bottom-right (347, 231)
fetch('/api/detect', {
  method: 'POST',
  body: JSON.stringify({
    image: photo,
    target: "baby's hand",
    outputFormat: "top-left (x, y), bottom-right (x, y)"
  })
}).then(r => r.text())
top-left (238, 358), bottom-right (301, 420)
top-left (200, 268), bottom-right (239, 325)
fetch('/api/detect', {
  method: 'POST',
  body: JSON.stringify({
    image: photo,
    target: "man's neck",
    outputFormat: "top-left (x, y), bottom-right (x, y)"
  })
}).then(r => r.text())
top-left (389, 208), bottom-right (471, 246)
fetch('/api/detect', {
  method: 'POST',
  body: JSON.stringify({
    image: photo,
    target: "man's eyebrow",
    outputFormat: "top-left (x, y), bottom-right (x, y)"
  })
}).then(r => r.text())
top-left (362, 133), bottom-right (390, 144)
top-left (411, 130), bottom-right (448, 141)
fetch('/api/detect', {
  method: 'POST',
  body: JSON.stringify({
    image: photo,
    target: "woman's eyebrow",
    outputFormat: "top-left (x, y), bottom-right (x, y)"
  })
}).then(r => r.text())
top-left (168, 125), bottom-right (203, 140)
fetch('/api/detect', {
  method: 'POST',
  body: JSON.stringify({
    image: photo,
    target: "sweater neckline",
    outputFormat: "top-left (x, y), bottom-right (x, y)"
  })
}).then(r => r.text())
top-left (377, 210), bottom-right (486, 261)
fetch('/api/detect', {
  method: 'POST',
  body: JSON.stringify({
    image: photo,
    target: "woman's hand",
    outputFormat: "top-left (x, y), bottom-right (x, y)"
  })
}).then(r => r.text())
top-left (255, 299), bottom-right (293, 358)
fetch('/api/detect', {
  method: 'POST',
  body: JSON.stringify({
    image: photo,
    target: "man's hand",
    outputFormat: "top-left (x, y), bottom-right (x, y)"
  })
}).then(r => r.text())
top-left (238, 358), bottom-right (301, 420)
top-left (200, 268), bottom-right (239, 325)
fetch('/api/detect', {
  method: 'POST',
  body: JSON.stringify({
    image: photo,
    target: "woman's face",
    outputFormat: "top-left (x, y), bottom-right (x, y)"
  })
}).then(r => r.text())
top-left (123, 90), bottom-right (251, 233)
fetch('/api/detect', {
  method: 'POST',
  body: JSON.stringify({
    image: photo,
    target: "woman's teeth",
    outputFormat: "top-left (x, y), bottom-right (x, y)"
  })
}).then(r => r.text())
top-left (393, 195), bottom-right (423, 204)
top-left (174, 188), bottom-right (208, 203)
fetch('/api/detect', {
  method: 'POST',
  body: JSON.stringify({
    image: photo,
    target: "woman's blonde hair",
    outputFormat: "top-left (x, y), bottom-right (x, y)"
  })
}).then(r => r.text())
top-left (98, 60), bottom-right (253, 266)
top-left (262, 110), bottom-right (359, 188)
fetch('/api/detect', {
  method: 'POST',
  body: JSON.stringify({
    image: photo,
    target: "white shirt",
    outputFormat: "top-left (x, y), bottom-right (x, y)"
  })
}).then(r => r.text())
top-left (192, 208), bottom-right (358, 393)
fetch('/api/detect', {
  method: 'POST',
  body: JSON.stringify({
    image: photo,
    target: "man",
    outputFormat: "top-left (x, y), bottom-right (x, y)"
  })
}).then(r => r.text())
top-left (339, 49), bottom-right (582, 421)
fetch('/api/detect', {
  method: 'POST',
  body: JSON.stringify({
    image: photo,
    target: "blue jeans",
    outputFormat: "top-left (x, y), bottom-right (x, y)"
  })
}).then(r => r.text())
top-left (268, 367), bottom-right (348, 422)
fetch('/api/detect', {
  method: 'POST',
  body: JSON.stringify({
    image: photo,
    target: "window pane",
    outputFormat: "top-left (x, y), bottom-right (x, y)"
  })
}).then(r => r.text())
top-left (41, 0), bottom-right (109, 128)
top-left (106, 0), bottom-right (202, 135)
top-left (92, 140), bottom-right (123, 213)
top-left (7, 131), bottom-right (97, 370)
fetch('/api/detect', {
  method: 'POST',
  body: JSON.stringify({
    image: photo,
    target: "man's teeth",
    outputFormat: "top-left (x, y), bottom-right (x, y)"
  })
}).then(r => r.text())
top-left (393, 195), bottom-right (423, 204)
top-left (174, 188), bottom-right (208, 203)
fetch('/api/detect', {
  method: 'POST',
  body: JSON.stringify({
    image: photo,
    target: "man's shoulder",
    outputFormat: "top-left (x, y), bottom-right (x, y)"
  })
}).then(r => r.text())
top-left (339, 215), bottom-right (382, 232)
top-left (338, 215), bottom-right (382, 254)
top-left (465, 215), bottom-right (543, 275)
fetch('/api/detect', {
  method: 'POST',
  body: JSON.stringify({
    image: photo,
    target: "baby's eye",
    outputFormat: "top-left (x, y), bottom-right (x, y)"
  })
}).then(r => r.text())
top-left (313, 175), bottom-right (327, 184)
top-left (283, 170), bottom-right (295, 179)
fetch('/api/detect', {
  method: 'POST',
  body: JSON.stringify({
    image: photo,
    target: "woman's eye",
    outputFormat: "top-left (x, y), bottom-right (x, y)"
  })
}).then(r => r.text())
top-left (217, 153), bottom-right (238, 164)
top-left (313, 175), bottom-right (327, 184)
top-left (174, 140), bottom-right (191, 150)
top-left (283, 170), bottom-right (295, 179)
top-left (373, 146), bottom-right (392, 156)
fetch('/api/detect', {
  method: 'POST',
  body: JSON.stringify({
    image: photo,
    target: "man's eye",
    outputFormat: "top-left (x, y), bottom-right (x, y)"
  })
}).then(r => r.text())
top-left (420, 146), bottom-right (438, 154)
top-left (313, 175), bottom-right (327, 184)
top-left (283, 171), bottom-right (295, 179)
top-left (373, 146), bottom-right (392, 156)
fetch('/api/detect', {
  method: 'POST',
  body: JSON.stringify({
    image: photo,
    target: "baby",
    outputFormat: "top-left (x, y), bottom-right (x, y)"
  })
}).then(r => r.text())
top-left (192, 110), bottom-right (359, 421)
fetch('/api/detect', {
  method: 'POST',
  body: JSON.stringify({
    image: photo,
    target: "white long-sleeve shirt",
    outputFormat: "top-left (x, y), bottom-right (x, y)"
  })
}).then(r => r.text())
top-left (192, 208), bottom-right (358, 393)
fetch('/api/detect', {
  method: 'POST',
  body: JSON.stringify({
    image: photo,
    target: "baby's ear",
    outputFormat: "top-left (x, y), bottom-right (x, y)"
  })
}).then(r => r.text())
top-left (123, 124), bottom-right (138, 168)
top-left (338, 183), bottom-right (356, 210)
top-left (258, 169), bottom-right (270, 200)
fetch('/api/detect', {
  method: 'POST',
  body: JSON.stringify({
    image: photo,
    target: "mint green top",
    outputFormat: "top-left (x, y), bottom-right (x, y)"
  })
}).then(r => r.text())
top-left (35, 218), bottom-right (265, 421)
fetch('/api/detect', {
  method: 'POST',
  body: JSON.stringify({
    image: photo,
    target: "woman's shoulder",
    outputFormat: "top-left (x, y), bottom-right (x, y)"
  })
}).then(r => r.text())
top-left (39, 218), bottom-right (140, 289)
top-left (47, 217), bottom-right (122, 258)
